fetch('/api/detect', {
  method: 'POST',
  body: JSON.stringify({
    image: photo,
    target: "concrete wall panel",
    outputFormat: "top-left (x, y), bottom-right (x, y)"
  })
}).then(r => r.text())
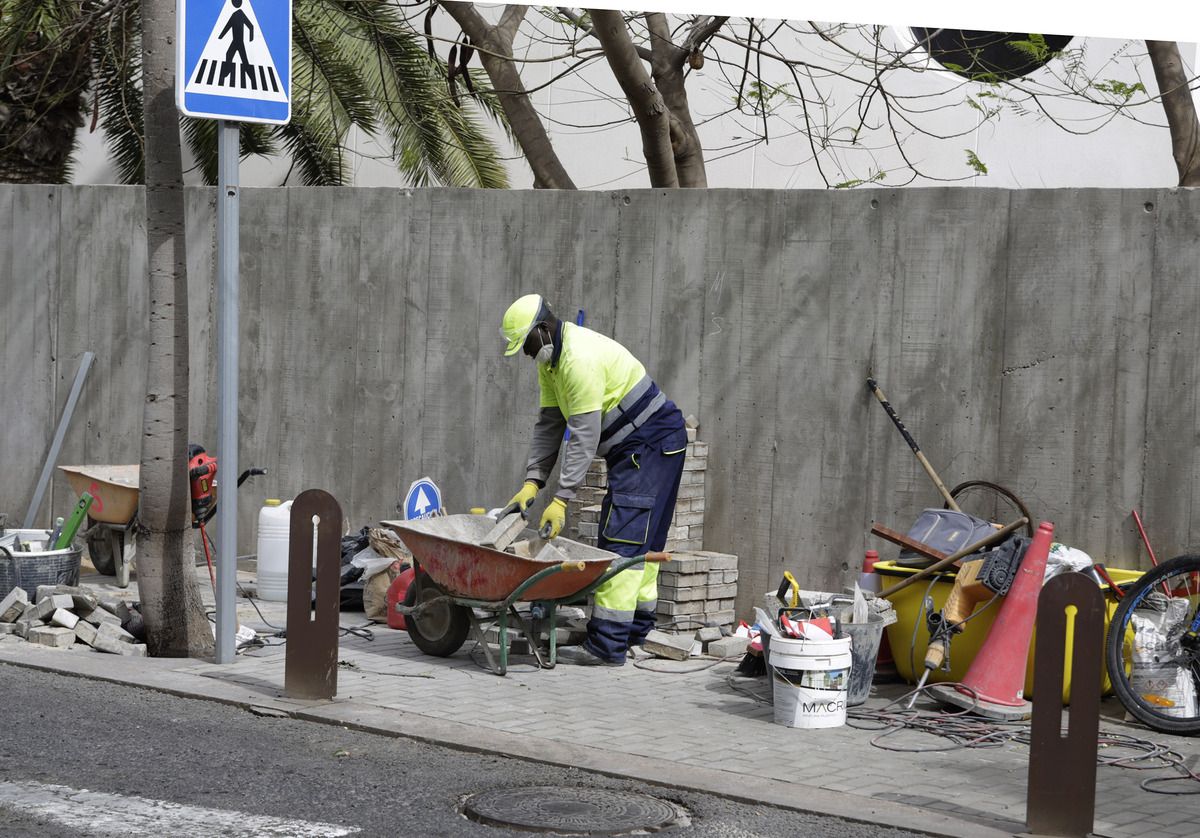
top-left (3, 185), bottom-right (1197, 621)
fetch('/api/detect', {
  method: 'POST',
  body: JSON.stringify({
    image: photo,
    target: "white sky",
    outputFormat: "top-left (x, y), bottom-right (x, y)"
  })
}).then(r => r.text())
top-left (69, 3), bottom-right (1199, 190)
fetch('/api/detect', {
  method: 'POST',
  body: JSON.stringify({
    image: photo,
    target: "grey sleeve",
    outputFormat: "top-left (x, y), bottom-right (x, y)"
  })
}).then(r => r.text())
top-left (555, 411), bottom-right (602, 501)
top-left (525, 408), bottom-right (567, 484)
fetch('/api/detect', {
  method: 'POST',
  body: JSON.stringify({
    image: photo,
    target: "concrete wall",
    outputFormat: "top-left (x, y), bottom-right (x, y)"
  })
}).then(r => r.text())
top-left (2, 185), bottom-right (1195, 618)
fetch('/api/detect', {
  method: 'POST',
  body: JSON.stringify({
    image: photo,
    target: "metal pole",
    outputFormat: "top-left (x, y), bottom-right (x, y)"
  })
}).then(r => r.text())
top-left (23, 351), bottom-right (95, 528)
top-left (216, 121), bottom-right (239, 664)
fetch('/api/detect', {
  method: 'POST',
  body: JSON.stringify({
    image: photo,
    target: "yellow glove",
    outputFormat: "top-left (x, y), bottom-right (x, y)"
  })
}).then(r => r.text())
top-left (502, 481), bottom-right (539, 517)
top-left (539, 497), bottom-right (567, 539)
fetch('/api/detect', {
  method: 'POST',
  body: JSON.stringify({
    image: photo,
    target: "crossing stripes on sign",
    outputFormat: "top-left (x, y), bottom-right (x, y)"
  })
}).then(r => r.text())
top-left (191, 57), bottom-right (280, 93)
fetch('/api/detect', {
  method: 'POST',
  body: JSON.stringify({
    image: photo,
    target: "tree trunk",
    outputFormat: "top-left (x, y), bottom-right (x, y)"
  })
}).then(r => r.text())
top-left (440, 3), bottom-right (575, 189)
top-left (587, 9), bottom-right (677, 187)
top-left (139, 0), bottom-right (214, 657)
top-left (1147, 40), bottom-right (1200, 187)
top-left (645, 13), bottom-right (707, 188)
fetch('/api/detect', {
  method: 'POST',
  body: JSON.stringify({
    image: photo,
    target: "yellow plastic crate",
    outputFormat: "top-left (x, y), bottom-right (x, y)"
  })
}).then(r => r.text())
top-left (876, 560), bottom-right (1143, 704)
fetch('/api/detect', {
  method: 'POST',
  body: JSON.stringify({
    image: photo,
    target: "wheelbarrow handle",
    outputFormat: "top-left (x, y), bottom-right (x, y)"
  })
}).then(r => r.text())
top-left (645, 551), bottom-right (671, 563)
top-left (559, 561), bottom-right (586, 572)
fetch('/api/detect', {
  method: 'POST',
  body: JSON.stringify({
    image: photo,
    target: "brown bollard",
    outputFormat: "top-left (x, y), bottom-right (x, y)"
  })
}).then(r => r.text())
top-left (284, 489), bottom-right (343, 700)
top-left (1026, 572), bottom-right (1105, 837)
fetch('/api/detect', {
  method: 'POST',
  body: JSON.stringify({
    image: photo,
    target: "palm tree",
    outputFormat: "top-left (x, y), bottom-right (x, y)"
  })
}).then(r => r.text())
top-left (0, 0), bottom-right (510, 187)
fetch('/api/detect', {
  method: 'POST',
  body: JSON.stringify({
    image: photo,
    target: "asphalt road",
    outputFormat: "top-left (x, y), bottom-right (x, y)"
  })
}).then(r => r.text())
top-left (0, 663), bottom-right (925, 837)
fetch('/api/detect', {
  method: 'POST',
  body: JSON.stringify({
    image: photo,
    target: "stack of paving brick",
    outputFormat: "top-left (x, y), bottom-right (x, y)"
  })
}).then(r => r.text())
top-left (567, 417), bottom-right (707, 553)
top-left (0, 585), bottom-right (146, 656)
top-left (655, 551), bottom-right (738, 629)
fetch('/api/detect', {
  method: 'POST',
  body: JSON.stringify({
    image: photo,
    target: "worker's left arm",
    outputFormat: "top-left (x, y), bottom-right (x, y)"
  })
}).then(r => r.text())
top-left (554, 411), bottom-right (601, 501)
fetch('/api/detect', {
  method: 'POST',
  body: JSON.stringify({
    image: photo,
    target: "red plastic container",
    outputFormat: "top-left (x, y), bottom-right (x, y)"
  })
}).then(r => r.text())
top-left (386, 566), bottom-right (416, 630)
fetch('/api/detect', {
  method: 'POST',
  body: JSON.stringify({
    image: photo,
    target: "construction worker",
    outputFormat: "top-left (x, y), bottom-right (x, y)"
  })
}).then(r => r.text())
top-left (500, 294), bottom-right (687, 666)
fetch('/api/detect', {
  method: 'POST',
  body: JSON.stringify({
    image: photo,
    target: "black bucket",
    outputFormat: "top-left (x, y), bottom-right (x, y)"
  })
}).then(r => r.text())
top-left (0, 530), bottom-right (82, 600)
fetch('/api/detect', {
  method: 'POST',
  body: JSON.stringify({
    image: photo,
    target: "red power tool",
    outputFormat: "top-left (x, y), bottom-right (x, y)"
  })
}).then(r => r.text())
top-left (188, 444), bottom-right (219, 528)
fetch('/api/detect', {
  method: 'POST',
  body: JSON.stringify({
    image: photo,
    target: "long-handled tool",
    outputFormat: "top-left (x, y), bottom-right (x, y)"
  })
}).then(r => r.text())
top-left (867, 378), bottom-right (961, 513)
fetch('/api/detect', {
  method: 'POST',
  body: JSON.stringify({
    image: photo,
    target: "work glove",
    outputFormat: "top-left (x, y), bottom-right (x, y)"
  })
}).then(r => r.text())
top-left (539, 497), bottom-right (567, 540)
top-left (501, 481), bottom-right (539, 518)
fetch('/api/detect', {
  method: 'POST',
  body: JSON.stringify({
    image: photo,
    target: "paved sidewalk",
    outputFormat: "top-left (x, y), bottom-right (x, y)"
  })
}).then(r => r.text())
top-left (3, 567), bottom-right (1199, 838)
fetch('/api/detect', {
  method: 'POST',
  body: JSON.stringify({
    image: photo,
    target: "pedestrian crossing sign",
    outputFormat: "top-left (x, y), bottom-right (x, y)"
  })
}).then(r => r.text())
top-left (177, 0), bottom-right (291, 124)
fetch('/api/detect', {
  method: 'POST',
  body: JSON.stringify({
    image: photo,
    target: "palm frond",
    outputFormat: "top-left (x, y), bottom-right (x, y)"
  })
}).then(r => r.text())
top-left (91, 0), bottom-right (142, 183)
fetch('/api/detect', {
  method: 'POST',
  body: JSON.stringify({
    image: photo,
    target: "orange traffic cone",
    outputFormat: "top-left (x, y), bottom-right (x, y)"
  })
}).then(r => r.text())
top-left (928, 521), bottom-right (1054, 720)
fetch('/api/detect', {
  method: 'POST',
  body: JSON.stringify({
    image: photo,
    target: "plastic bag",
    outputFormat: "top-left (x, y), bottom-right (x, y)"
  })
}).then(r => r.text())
top-left (350, 545), bottom-right (395, 581)
top-left (1044, 542), bottom-right (1093, 584)
top-left (1129, 595), bottom-right (1198, 718)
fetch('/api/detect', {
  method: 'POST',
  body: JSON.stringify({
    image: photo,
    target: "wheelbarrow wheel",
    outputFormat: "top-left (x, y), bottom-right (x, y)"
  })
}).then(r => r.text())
top-left (86, 519), bottom-right (116, 576)
top-left (403, 578), bottom-right (470, 657)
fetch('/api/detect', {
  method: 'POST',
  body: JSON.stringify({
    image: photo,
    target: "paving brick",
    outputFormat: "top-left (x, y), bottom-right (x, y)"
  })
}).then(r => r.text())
top-left (97, 621), bottom-right (136, 644)
top-left (690, 441), bottom-right (708, 457)
top-left (663, 553), bottom-right (710, 573)
top-left (0, 623), bottom-right (16, 635)
top-left (34, 594), bottom-right (74, 621)
top-left (27, 625), bottom-right (75, 649)
top-left (50, 608), bottom-right (80, 630)
top-left (676, 483), bottom-right (704, 500)
top-left (74, 620), bottom-right (98, 646)
top-left (83, 607), bottom-right (123, 628)
top-left (707, 583), bottom-right (737, 599)
top-left (655, 599), bottom-right (705, 616)
top-left (97, 598), bottom-right (131, 621)
top-left (657, 570), bottom-right (707, 588)
top-left (708, 635), bottom-right (750, 658)
top-left (642, 630), bottom-right (693, 661)
top-left (695, 626), bottom-right (723, 643)
top-left (658, 585), bottom-right (708, 602)
top-left (696, 551), bottom-right (738, 570)
top-left (0, 587), bottom-right (28, 623)
top-left (685, 427), bottom-right (697, 442)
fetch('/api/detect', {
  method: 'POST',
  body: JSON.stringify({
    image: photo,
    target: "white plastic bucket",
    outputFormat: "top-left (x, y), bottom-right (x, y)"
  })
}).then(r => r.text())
top-left (255, 499), bottom-right (293, 602)
top-left (769, 635), bottom-right (852, 729)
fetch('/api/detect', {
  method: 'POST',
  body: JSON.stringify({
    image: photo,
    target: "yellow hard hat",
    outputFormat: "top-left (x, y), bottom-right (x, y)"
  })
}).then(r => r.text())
top-left (501, 294), bottom-right (545, 356)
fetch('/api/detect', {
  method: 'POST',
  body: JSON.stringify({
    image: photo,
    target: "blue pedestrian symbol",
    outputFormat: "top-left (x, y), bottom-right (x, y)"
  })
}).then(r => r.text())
top-left (404, 478), bottom-right (443, 520)
top-left (177, 0), bottom-right (292, 124)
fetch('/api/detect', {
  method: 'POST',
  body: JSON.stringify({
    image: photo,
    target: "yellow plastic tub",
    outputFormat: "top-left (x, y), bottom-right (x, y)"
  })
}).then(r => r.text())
top-left (876, 560), bottom-right (1143, 704)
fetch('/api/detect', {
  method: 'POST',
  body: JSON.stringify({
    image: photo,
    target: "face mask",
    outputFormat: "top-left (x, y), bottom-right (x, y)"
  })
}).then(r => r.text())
top-left (534, 343), bottom-right (554, 365)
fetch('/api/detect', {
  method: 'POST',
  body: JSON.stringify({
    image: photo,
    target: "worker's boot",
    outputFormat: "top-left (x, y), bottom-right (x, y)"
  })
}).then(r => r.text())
top-left (557, 644), bottom-right (624, 666)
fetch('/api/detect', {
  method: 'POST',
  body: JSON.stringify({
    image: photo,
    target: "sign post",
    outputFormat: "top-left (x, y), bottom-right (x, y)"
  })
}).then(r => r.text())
top-left (177, 0), bottom-right (291, 664)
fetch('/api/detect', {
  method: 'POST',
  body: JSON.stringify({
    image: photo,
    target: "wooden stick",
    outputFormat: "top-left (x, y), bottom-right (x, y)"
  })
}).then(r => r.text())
top-left (870, 523), bottom-right (950, 563)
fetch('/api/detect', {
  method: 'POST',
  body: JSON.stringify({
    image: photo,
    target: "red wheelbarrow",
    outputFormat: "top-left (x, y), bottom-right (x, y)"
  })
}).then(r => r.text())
top-left (382, 514), bottom-right (669, 675)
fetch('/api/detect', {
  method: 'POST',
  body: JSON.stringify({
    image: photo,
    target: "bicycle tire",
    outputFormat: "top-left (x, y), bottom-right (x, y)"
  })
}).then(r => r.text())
top-left (944, 480), bottom-right (1035, 538)
top-left (1105, 553), bottom-right (1200, 735)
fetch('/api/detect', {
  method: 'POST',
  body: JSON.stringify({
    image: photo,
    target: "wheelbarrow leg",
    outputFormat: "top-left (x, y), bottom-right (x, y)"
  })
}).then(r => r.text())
top-left (119, 529), bottom-right (136, 588)
top-left (545, 603), bottom-right (559, 668)
top-left (507, 604), bottom-right (548, 670)
top-left (466, 609), bottom-right (505, 676)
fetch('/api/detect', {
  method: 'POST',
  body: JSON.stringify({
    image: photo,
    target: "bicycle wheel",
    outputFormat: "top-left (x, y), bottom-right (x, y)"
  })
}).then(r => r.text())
top-left (1105, 553), bottom-right (1200, 735)
top-left (944, 480), bottom-right (1035, 538)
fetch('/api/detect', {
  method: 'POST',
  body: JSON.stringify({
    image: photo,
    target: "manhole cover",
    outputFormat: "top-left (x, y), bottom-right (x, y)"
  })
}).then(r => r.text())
top-left (463, 786), bottom-right (683, 834)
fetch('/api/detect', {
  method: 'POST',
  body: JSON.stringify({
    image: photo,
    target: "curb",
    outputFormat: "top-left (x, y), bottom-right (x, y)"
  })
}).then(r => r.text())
top-left (0, 643), bottom-right (1018, 838)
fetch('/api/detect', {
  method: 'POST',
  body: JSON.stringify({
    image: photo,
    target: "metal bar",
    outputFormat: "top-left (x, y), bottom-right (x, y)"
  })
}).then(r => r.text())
top-left (580, 553), bottom-right (660, 596)
top-left (215, 121), bottom-right (240, 665)
top-left (502, 560), bottom-right (586, 605)
top-left (23, 351), bottom-right (95, 528)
